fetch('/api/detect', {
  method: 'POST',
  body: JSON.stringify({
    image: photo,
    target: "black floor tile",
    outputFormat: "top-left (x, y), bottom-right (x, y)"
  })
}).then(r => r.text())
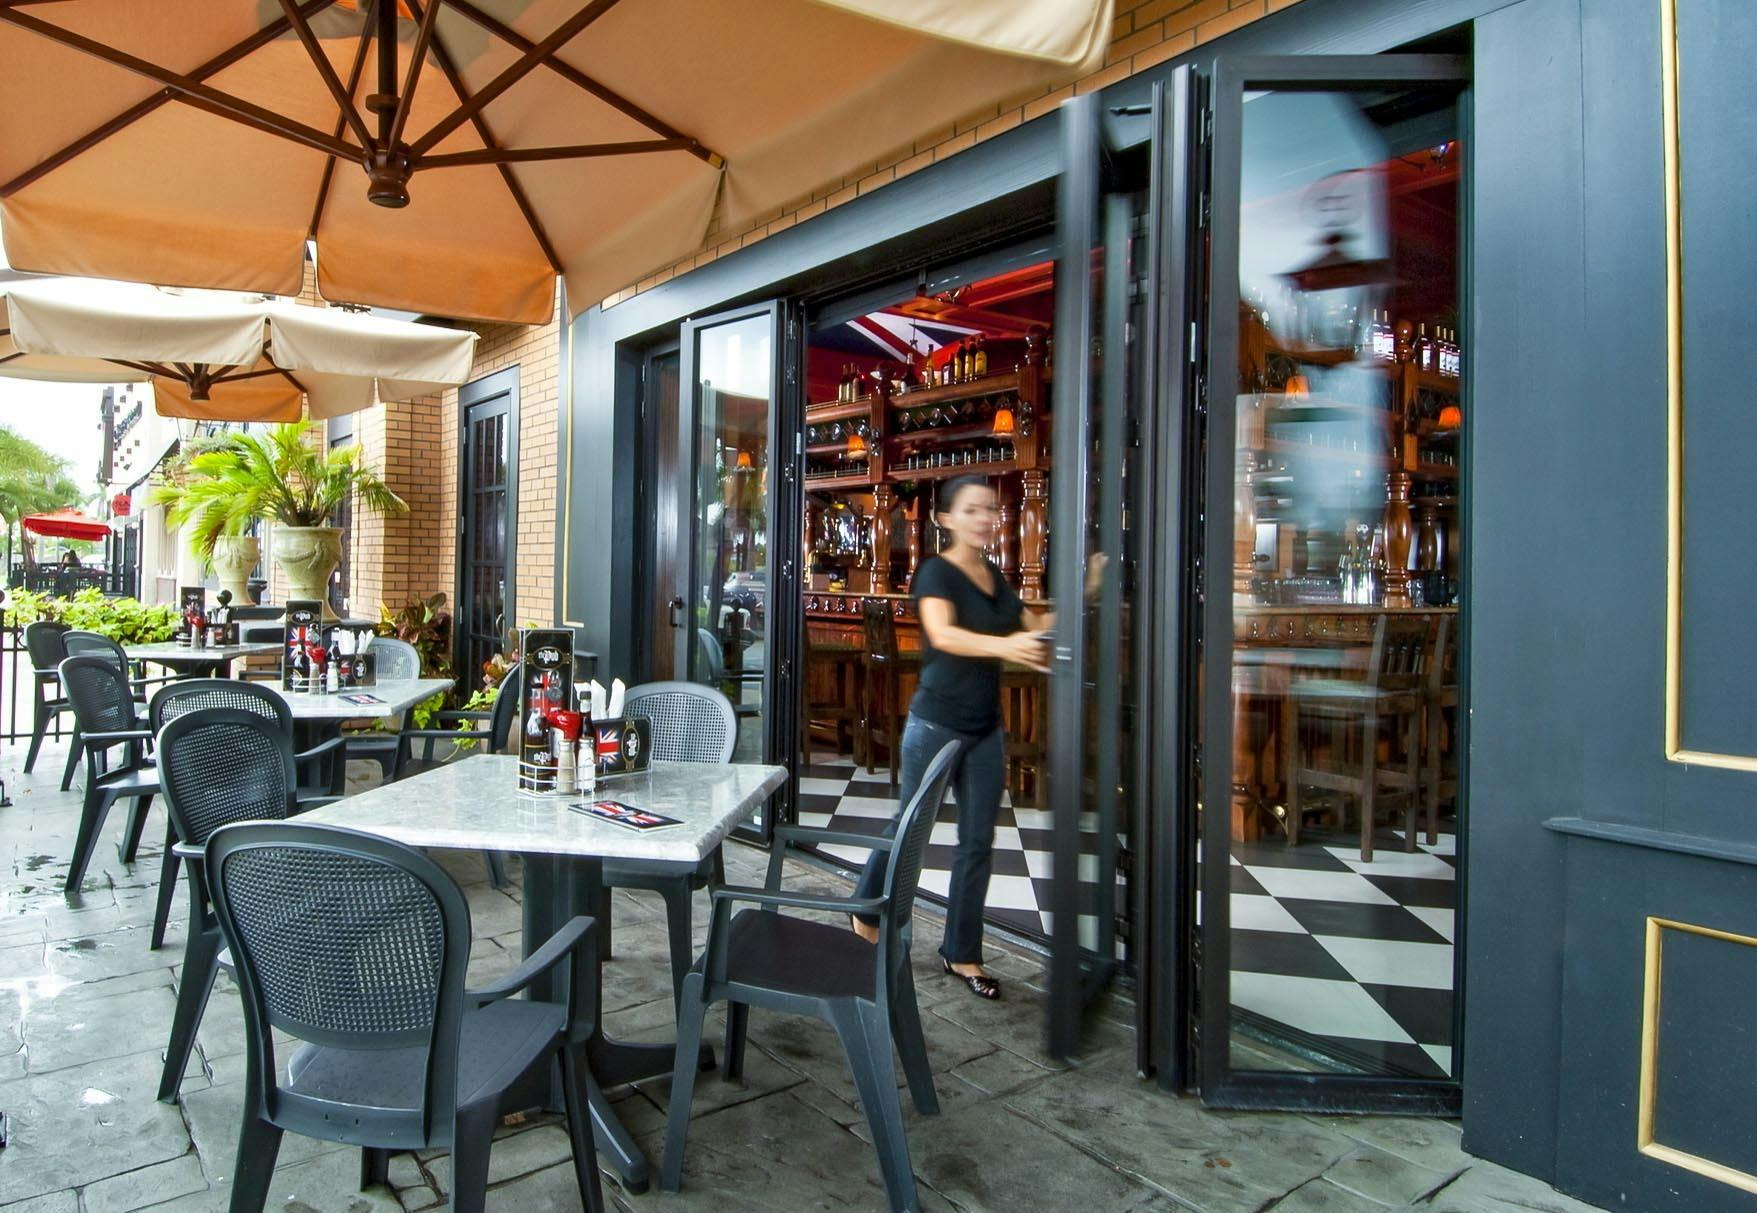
top-left (1320, 1036), bottom-right (1449, 1081)
top-left (1231, 838), bottom-right (1354, 871)
top-left (1362, 874), bottom-right (1457, 909)
top-left (1361, 983), bottom-right (1456, 1047)
top-left (1277, 898), bottom-right (1450, 944)
top-left (1229, 928), bottom-right (1353, 980)
top-left (1229, 864), bottom-right (1269, 896)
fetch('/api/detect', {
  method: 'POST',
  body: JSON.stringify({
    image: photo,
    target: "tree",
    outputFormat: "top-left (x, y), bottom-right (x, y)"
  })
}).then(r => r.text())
top-left (0, 425), bottom-right (86, 566)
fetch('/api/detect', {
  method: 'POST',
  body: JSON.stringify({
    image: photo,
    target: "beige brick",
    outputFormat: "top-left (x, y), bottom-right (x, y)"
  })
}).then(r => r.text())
top-left (1133, 28), bottom-right (1196, 71)
top-left (935, 129), bottom-right (977, 158)
top-left (1107, 23), bottom-right (1164, 65)
top-left (975, 110), bottom-right (1023, 142)
top-left (1023, 84), bottom-right (1076, 124)
top-left (1075, 60), bottom-right (1134, 95)
top-left (1196, 0), bottom-right (1265, 42)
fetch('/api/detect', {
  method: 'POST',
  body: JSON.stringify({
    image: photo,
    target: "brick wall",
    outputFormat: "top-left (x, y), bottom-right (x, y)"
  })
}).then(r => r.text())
top-left (597, 0), bottom-right (1303, 309)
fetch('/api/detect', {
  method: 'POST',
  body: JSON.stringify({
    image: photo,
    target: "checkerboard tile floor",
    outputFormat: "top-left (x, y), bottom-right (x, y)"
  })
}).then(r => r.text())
top-left (800, 752), bottom-right (1457, 1080)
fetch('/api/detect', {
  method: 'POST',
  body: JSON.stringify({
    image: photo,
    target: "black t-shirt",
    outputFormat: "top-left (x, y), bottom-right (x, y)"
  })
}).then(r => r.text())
top-left (909, 555), bottom-right (1024, 735)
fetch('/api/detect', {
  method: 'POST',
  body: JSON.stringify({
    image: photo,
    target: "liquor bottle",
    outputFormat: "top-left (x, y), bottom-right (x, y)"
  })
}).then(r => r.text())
top-left (1370, 310), bottom-right (1394, 361)
top-left (1415, 323), bottom-right (1433, 372)
top-left (973, 336), bottom-right (989, 378)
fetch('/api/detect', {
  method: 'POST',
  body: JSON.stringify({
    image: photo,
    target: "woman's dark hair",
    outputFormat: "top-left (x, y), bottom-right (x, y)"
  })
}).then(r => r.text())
top-left (934, 474), bottom-right (993, 517)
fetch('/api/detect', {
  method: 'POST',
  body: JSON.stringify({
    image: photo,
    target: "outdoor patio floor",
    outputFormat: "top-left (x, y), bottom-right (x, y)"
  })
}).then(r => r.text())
top-left (0, 744), bottom-right (1610, 1213)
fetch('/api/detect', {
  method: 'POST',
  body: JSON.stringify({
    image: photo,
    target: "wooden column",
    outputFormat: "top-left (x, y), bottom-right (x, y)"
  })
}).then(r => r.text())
top-left (1020, 469), bottom-right (1048, 601)
top-left (1416, 501), bottom-right (1441, 571)
top-left (997, 491), bottom-right (1018, 579)
top-left (1383, 470), bottom-right (1413, 607)
top-left (905, 498), bottom-right (923, 590)
top-left (870, 483), bottom-right (893, 594)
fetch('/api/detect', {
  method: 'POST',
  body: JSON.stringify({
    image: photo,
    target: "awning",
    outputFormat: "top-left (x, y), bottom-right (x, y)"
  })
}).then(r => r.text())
top-left (21, 509), bottom-right (110, 541)
top-left (0, 1), bottom-right (1111, 324)
top-left (0, 276), bottom-right (478, 421)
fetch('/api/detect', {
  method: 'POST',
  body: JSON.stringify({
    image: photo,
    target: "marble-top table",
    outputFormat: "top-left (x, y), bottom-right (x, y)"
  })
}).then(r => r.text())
top-left (265, 677), bottom-right (452, 722)
top-left (125, 640), bottom-right (282, 678)
top-left (300, 753), bottom-right (786, 1191)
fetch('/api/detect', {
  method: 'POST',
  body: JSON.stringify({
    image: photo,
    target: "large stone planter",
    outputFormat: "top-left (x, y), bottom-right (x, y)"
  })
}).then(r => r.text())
top-left (211, 535), bottom-right (260, 605)
top-left (271, 525), bottom-right (343, 619)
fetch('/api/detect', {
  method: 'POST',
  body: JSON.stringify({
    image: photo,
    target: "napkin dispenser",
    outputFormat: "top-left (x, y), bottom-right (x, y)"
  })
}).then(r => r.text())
top-left (517, 627), bottom-right (575, 795)
top-left (590, 716), bottom-right (652, 777)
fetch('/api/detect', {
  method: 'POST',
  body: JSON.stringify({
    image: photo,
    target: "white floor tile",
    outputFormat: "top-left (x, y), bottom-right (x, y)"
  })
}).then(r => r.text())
top-left (1231, 972), bottom-right (1415, 1044)
top-left (1328, 847), bottom-right (1456, 881)
top-left (798, 777), bottom-right (853, 797)
top-left (1312, 935), bottom-right (1455, 990)
top-left (1230, 893), bottom-right (1306, 934)
top-left (1242, 866), bottom-right (1397, 905)
top-left (1407, 906), bottom-right (1455, 943)
top-left (1421, 1044), bottom-right (1453, 1074)
top-left (981, 875), bottom-right (1042, 912)
top-left (833, 795), bottom-right (900, 821)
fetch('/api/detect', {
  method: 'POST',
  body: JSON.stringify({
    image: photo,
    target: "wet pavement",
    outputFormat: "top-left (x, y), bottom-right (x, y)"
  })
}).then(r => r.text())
top-left (0, 744), bottom-right (1612, 1213)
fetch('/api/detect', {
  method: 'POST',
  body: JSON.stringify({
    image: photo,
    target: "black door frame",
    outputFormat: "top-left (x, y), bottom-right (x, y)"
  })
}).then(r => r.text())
top-left (456, 366), bottom-right (519, 682)
top-left (634, 339), bottom-right (682, 683)
top-left (1197, 52), bottom-right (1470, 1113)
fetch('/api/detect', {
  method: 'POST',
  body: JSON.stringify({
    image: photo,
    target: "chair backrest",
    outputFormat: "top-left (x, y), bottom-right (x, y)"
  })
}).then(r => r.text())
top-left (1368, 615), bottom-right (1435, 694)
top-left (24, 567), bottom-right (59, 593)
top-left (150, 677), bottom-right (291, 736)
top-left (206, 822), bottom-right (471, 1133)
top-left (229, 606), bottom-right (285, 623)
top-left (695, 627), bottom-right (724, 681)
top-left (158, 708), bottom-right (296, 846)
top-left (881, 741), bottom-right (962, 942)
top-left (60, 654), bottom-right (141, 739)
top-left (65, 629), bottom-right (127, 669)
top-left (862, 599), bottom-right (899, 663)
top-left (369, 636), bottom-right (421, 682)
top-left (22, 620), bottom-right (70, 671)
top-left (486, 663), bottom-right (522, 754)
top-left (1429, 615), bottom-right (1458, 693)
top-left (625, 681), bottom-right (735, 763)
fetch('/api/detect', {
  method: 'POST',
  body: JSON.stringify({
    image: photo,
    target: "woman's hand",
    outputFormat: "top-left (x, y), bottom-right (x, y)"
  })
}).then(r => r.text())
top-left (998, 630), bottom-right (1051, 672)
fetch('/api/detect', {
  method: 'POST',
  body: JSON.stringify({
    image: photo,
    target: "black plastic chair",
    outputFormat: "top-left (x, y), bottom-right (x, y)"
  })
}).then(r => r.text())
top-left (600, 682), bottom-right (736, 1008)
top-left (205, 821), bottom-right (604, 1213)
top-left (21, 621), bottom-right (73, 781)
top-left (59, 655), bottom-right (160, 894)
top-left (339, 637), bottom-right (422, 780)
top-left (153, 709), bottom-right (297, 1102)
top-left (660, 741), bottom-right (960, 1212)
top-left (62, 630), bottom-right (177, 790)
top-left (393, 664), bottom-right (521, 888)
top-left (143, 680), bottom-right (347, 951)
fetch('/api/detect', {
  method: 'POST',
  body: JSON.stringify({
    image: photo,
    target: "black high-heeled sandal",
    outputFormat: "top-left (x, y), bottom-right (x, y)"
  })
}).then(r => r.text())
top-left (943, 957), bottom-right (1001, 1000)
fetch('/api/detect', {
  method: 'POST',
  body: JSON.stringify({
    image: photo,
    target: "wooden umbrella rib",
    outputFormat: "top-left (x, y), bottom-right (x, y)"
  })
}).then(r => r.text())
top-left (309, 1), bottom-right (379, 239)
top-left (211, 367), bottom-right (289, 383)
top-left (0, 8), bottom-right (365, 163)
top-left (279, 368), bottom-right (310, 394)
top-left (386, 0), bottom-right (442, 150)
top-left (409, 0), bottom-right (621, 157)
top-left (411, 0), bottom-right (562, 273)
top-left (0, 0), bottom-right (339, 198)
top-left (278, 0), bottom-right (376, 152)
top-left (418, 138), bottom-right (687, 168)
top-left (442, 0), bottom-right (721, 168)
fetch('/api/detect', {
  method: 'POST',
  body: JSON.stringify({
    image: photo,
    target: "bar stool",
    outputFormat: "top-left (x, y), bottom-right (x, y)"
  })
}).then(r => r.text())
top-left (999, 668), bottom-right (1047, 807)
top-left (1423, 615), bottom-right (1459, 845)
top-left (801, 626), bottom-right (863, 767)
top-left (860, 600), bottom-right (920, 788)
top-left (1284, 615), bottom-right (1435, 861)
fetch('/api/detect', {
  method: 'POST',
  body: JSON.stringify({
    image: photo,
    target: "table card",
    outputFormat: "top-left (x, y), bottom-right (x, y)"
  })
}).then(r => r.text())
top-left (176, 586), bottom-right (205, 647)
top-left (281, 600), bottom-right (322, 692)
top-left (518, 627), bottom-right (575, 794)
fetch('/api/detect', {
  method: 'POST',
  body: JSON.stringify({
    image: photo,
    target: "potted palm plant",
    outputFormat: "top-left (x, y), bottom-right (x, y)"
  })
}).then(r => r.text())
top-left (154, 420), bottom-right (407, 616)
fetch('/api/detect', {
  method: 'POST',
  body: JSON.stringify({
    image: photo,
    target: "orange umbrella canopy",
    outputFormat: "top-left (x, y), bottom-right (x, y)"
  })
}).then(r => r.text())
top-left (22, 508), bottom-right (110, 541)
top-left (0, 1), bottom-right (1110, 324)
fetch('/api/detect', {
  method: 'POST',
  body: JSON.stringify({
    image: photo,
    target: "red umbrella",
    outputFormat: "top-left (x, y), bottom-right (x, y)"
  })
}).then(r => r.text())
top-left (21, 508), bottom-right (110, 541)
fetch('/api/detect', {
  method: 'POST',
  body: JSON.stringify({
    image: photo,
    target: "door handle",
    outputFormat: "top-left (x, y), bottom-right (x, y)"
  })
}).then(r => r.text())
top-left (668, 597), bottom-right (686, 628)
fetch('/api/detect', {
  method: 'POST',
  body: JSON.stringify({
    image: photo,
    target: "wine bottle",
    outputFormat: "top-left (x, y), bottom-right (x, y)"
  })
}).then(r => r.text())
top-left (973, 336), bottom-right (989, 378)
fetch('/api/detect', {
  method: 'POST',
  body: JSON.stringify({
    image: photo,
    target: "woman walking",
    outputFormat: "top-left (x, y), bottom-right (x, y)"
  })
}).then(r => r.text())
top-left (850, 475), bottom-right (1051, 999)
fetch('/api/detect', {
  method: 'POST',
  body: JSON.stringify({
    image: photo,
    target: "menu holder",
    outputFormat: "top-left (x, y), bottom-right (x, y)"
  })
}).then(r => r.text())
top-left (590, 716), bottom-right (652, 778)
top-left (568, 799), bottom-right (680, 831)
top-left (280, 600), bottom-right (323, 692)
top-left (176, 586), bottom-right (205, 647)
top-left (518, 628), bottom-right (575, 795)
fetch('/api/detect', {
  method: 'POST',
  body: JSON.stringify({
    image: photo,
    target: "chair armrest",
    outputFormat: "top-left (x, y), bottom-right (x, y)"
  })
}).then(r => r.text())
top-left (710, 884), bottom-right (885, 916)
top-left (295, 736), bottom-right (346, 765)
top-left (396, 727), bottom-right (489, 741)
top-left (82, 729), bottom-right (153, 744)
top-left (292, 793), bottom-right (345, 812)
top-left (172, 842), bottom-right (204, 862)
top-left (432, 709), bottom-right (493, 724)
top-left (773, 825), bottom-right (894, 854)
top-left (466, 915), bottom-right (594, 1008)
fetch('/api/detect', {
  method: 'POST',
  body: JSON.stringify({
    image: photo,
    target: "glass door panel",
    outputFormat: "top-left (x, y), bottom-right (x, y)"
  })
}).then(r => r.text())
top-left (1200, 55), bottom-right (1467, 1106)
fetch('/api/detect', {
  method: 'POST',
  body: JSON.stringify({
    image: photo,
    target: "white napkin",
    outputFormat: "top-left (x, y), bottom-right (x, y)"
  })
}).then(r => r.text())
top-left (585, 679), bottom-right (607, 719)
top-left (607, 678), bottom-right (625, 719)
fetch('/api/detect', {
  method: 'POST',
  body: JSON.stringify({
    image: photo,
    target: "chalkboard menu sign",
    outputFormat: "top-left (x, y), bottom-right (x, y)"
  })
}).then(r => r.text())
top-left (281, 600), bottom-right (323, 691)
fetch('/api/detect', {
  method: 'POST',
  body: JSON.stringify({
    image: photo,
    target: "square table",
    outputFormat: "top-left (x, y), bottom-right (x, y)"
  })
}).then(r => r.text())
top-left (125, 640), bottom-right (282, 679)
top-left (297, 753), bottom-right (786, 1192)
top-left (266, 677), bottom-right (454, 723)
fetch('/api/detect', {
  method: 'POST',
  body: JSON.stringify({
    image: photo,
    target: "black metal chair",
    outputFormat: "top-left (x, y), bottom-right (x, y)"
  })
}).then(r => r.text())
top-left (21, 621), bottom-right (73, 781)
top-left (392, 664), bottom-right (521, 889)
top-left (205, 821), bottom-right (604, 1213)
top-left (59, 655), bottom-right (160, 894)
top-left (143, 680), bottom-right (347, 951)
top-left (600, 682), bottom-right (736, 1008)
top-left (153, 709), bottom-right (297, 1102)
top-left (661, 741), bottom-right (960, 1212)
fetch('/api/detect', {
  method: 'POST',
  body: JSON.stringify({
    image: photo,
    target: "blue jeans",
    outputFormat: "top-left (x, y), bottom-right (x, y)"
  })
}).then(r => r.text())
top-left (853, 714), bottom-right (1005, 965)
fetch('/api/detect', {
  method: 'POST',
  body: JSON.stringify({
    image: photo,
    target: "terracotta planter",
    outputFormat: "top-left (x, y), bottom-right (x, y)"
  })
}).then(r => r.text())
top-left (210, 535), bottom-right (260, 605)
top-left (271, 525), bottom-right (343, 619)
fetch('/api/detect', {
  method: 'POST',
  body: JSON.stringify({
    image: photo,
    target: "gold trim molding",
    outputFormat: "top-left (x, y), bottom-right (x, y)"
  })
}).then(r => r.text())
top-left (1662, 0), bottom-right (1757, 771)
top-left (1638, 917), bottom-right (1757, 1192)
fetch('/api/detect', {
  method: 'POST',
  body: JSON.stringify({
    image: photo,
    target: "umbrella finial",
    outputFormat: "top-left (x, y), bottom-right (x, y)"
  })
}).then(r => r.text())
top-left (367, 146), bottom-right (413, 209)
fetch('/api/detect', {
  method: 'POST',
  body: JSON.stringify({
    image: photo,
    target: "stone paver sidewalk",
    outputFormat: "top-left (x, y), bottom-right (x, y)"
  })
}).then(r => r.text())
top-left (0, 745), bottom-right (1608, 1213)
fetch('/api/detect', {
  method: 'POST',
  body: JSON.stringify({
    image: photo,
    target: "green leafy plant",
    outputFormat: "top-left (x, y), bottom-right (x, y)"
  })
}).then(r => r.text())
top-left (3, 587), bottom-right (177, 643)
top-left (152, 420), bottom-right (407, 561)
top-left (380, 593), bottom-right (454, 681)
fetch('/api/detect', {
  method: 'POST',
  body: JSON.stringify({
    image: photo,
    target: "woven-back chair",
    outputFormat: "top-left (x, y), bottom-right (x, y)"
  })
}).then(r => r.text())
top-left (59, 655), bottom-right (159, 894)
top-left (21, 621), bottom-right (72, 781)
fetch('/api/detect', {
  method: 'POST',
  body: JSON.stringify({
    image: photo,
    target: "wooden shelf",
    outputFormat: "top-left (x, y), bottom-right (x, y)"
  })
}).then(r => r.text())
top-left (804, 472), bottom-right (878, 492)
top-left (1261, 439), bottom-right (1394, 471)
top-left (887, 420), bottom-right (1017, 446)
top-left (1412, 463), bottom-right (1460, 481)
top-left (890, 458), bottom-right (1030, 483)
top-left (889, 369), bottom-right (1021, 408)
top-left (806, 440), bottom-right (866, 457)
top-left (805, 397), bottom-right (874, 423)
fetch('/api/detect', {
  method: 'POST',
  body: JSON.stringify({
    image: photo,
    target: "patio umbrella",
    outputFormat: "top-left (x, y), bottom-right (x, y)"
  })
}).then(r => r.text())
top-left (0, 275), bottom-right (478, 422)
top-left (0, 0), bottom-right (1111, 325)
top-left (21, 509), bottom-right (111, 542)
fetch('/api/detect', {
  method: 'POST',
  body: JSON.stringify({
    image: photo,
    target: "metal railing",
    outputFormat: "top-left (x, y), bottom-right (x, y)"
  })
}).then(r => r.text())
top-left (0, 610), bottom-right (69, 747)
